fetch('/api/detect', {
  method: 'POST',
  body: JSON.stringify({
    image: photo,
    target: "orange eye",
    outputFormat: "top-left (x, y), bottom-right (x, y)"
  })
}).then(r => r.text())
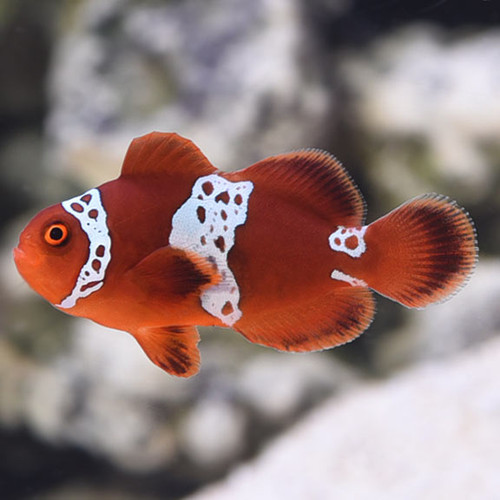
top-left (44, 223), bottom-right (69, 246)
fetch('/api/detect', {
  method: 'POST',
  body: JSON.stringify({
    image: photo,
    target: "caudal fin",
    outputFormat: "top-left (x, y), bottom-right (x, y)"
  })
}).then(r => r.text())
top-left (362, 194), bottom-right (477, 308)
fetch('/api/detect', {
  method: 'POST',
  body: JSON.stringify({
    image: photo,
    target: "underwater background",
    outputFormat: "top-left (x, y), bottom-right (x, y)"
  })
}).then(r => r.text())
top-left (1, 1), bottom-right (499, 499)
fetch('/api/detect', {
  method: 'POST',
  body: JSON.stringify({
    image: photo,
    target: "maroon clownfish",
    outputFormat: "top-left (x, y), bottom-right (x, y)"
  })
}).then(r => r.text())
top-left (14, 132), bottom-right (477, 377)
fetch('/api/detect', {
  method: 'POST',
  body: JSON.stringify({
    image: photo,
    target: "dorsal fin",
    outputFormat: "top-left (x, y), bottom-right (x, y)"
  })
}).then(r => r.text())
top-left (120, 132), bottom-right (217, 179)
top-left (227, 150), bottom-right (366, 226)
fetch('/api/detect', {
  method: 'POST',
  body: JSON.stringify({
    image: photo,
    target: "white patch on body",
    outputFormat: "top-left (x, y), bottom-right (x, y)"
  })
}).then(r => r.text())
top-left (56, 188), bottom-right (112, 309)
top-left (329, 225), bottom-right (367, 258)
top-left (169, 174), bottom-right (254, 325)
top-left (331, 269), bottom-right (367, 287)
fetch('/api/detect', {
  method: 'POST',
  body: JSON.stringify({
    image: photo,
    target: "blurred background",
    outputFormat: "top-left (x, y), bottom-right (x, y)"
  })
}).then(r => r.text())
top-left (1, 0), bottom-right (500, 499)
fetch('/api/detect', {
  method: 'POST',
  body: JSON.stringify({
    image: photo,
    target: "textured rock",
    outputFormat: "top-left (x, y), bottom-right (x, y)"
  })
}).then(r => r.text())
top-left (6, 321), bottom-right (186, 471)
top-left (341, 26), bottom-right (500, 204)
top-left (180, 397), bottom-right (247, 467)
top-left (237, 352), bottom-right (357, 422)
top-left (46, 0), bottom-right (331, 185)
top-left (371, 259), bottom-right (500, 373)
top-left (186, 335), bottom-right (500, 500)
top-left (2, 0), bottom-right (498, 497)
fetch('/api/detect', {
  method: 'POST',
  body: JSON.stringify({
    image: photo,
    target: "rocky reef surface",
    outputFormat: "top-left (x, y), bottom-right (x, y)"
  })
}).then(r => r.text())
top-left (187, 335), bottom-right (500, 500)
top-left (1, 0), bottom-right (498, 498)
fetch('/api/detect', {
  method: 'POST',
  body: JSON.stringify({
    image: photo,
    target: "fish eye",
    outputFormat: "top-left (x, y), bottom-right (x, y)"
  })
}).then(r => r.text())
top-left (44, 223), bottom-right (70, 246)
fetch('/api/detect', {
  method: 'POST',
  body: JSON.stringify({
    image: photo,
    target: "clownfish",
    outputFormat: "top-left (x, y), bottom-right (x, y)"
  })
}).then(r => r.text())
top-left (14, 132), bottom-right (477, 377)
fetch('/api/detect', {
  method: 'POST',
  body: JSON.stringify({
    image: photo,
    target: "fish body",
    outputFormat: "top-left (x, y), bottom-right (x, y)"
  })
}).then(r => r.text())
top-left (14, 133), bottom-right (477, 376)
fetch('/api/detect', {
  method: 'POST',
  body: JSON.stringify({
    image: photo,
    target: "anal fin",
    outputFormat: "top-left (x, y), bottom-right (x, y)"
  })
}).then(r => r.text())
top-left (235, 285), bottom-right (375, 352)
top-left (135, 326), bottom-right (201, 377)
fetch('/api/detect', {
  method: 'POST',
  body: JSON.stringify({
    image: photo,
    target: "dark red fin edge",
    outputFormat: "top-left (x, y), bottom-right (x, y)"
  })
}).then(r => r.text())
top-left (362, 194), bottom-right (478, 309)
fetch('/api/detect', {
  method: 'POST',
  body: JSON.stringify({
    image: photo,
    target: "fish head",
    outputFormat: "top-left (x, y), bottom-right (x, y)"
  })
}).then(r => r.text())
top-left (14, 203), bottom-right (90, 306)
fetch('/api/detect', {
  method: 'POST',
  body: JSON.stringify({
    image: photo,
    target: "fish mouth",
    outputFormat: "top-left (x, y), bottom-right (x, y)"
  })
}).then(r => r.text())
top-left (13, 245), bottom-right (41, 269)
top-left (13, 246), bottom-right (26, 265)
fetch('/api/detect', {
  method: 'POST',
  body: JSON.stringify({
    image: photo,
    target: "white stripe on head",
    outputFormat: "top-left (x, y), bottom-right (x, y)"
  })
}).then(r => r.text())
top-left (169, 174), bottom-right (254, 325)
top-left (56, 188), bottom-right (112, 309)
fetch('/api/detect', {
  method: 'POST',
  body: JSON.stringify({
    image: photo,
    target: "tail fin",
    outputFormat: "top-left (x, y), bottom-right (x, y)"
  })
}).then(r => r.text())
top-left (361, 194), bottom-right (477, 309)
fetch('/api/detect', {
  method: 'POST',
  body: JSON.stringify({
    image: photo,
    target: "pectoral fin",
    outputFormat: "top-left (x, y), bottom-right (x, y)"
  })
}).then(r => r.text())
top-left (130, 246), bottom-right (220, 301)
top-left (135, 325), bottom-right (201, 377)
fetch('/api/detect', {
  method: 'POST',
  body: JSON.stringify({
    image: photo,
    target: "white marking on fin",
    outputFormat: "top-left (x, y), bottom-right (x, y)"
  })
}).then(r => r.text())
top-left (56, 188), bottom-right (111, 309)
top-left (331, 269), bottom-right (367, 287)
top-left (329, 225), bottom-right (367, 258)
top-left (169, 174), bottom-right (253, 325)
